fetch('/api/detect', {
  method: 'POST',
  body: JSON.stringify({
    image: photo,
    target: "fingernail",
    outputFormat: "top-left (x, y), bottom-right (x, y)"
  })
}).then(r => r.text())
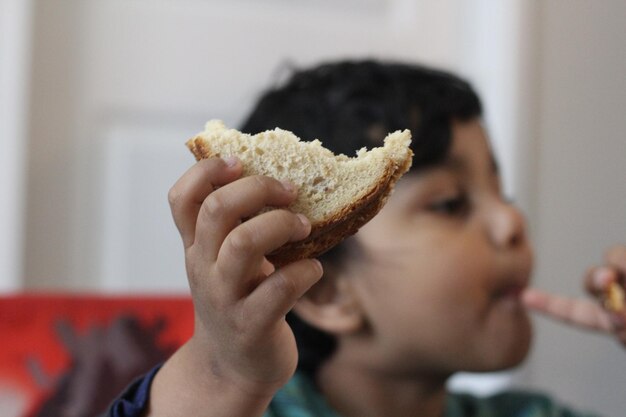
top-left (296, 213), bottom-right (310, 228)
top-left (311, 258), bottom-right (323, 274)
top-left (281, 180), bottom-right (296, 193)
top-left (223, 156), bottom-right (239, 167)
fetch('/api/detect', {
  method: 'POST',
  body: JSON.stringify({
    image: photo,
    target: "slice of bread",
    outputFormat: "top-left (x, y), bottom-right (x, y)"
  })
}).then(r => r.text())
top-left (186, 120), bottom-right (413, 267)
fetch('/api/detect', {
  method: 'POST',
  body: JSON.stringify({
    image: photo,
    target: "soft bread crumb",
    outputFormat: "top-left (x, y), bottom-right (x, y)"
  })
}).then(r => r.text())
top-left (188, 120), bottom-right (412, 223)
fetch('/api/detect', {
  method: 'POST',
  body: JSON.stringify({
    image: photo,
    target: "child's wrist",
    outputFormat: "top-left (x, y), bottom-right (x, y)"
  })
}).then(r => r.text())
top-left (184, 336), bottom-right (286, 398)
top-left (148, 342), bottom-right (277, 417)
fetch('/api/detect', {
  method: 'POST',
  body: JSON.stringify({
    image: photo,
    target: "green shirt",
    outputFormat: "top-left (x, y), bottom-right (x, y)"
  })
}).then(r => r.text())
top-left (265, 373), bottom-right (601, 417)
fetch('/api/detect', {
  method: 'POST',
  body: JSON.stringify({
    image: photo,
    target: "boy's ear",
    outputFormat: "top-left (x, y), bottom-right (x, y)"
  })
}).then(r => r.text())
top-left (292, 274), bottom-right (364, 335)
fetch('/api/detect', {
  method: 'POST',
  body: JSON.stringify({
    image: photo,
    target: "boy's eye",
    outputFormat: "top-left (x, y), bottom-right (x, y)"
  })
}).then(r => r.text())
top-left (427, 195), bottom-right (469, 216)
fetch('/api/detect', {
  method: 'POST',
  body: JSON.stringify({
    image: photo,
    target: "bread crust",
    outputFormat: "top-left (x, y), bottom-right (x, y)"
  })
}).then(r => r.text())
top-left (186, 133), bottom-right (412, 268)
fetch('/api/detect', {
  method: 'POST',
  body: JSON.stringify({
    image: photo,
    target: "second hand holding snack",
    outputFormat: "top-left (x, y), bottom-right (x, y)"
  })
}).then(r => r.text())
top-left (523, 246), bottom-right (626, 346)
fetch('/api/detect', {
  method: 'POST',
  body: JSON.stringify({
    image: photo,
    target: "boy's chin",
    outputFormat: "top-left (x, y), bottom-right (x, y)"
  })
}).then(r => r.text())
top-left (491, 344), bottom-right (530, 371)
top-left (463, 319), bottom-right (533, 373)
top-left (462, 347), bottom-right (530, 375)
top-left (481, 326), bottom-right (533, 372)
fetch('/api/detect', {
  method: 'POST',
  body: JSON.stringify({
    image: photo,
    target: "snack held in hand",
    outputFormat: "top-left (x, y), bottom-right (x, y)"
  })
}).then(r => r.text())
top-left (186, 120), bottom-right (413, 266)
top-left (605, 281), bottom-right (625, 312)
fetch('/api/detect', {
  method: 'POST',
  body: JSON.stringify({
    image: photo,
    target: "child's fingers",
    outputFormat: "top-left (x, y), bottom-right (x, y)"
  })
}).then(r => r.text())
top-left (584, 248), bottom-right (626, 314)
top-left (168, 158), bottom-right (242, 249)
top-left (522, 287), bottom-right (613, 332)
top-left (194, 175), bottom-right (298, 262)
top-left (584, 266), bottom-right (618, 298)
top-left (215, 210), bottom-right (311, 299)
top-left (244, 258), bottom-right (323, 334)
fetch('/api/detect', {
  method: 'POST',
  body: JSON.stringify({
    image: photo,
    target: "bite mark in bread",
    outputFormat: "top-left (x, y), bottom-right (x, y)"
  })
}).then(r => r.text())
top-left (186, 120), bottom-right (413, 267)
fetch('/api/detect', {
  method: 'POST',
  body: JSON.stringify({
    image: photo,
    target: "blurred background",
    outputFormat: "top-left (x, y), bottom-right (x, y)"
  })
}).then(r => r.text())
top-left (2, 0), bottom-right (626, 415)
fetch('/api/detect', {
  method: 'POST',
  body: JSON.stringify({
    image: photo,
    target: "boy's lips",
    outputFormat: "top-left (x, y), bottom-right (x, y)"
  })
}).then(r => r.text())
top-left (497, 284), bottom-right (526, 299)
top-left (491, 281), bottom-right (530, 312)
top-left (492, 270), bottom-right (532, 301)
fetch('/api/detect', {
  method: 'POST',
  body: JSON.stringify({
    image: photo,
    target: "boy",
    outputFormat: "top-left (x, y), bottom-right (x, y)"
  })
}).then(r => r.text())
top-left (109, 61), bottom-right (626, 417)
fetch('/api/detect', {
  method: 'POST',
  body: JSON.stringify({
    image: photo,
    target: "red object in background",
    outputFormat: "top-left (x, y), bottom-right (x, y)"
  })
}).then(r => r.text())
top-left (0, 293), bottom-right (194, 416)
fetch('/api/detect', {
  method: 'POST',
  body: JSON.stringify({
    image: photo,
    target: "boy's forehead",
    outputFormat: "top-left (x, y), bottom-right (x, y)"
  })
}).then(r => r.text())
top-left (439, 152), bottom-right (500, 177)
top-left (407, 150), bottom-right (499, 182)
top-left (446, 121), bottom-right (500, 175)
top-left (399, 120), bottom-right (499, 185)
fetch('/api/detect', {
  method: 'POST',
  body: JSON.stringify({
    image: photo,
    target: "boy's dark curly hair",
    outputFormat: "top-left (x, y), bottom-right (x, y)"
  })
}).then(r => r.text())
top-left (240, 59), bottom-right (482, 379)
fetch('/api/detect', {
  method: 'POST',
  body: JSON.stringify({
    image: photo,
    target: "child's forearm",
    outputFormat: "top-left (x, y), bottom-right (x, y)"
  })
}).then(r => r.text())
top-left (144, 341), bottom-right (276, 417)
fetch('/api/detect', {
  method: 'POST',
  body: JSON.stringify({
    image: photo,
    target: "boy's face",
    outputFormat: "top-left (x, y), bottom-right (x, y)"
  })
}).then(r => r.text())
top-left (345, 119), bottom-right (533, 376)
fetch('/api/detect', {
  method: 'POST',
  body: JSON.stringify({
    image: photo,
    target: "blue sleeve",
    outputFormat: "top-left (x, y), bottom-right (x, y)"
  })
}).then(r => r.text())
top-left (104, 365), bottom-right (162, 417)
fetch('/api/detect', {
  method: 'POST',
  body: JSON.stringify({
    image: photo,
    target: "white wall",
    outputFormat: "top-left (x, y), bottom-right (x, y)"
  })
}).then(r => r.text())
top-left (0, 0), bottom-right (32, 291)
top-left (526, 1), bottom-right (626, 415)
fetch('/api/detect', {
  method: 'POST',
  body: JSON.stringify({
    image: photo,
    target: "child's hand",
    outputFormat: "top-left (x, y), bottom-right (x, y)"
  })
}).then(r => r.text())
top-left (523, 245), bottom-right (626, 347)
top-left (149, 157), bottom-right (323, 416)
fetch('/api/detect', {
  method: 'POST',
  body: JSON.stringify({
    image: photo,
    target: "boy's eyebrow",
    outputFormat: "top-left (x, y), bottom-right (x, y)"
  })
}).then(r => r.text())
top-left (440, 153), bottom-right (500, 176)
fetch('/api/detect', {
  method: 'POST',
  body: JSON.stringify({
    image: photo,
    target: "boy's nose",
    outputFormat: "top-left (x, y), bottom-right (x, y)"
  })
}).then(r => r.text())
top-left (487, 200), bottom-right (527, 250)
